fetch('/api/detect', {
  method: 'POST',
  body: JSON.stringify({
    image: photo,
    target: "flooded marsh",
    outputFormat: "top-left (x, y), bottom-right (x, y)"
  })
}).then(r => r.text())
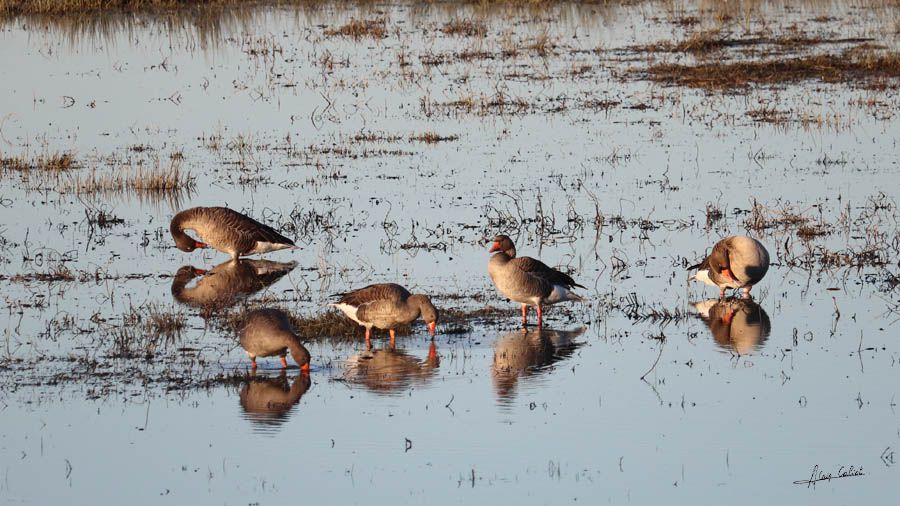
top-left (0, 0), bottom-right (899, 504)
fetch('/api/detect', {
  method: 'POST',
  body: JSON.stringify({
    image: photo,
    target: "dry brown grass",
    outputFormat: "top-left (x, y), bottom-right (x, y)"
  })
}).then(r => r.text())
top-left (0, 0), bottom-right (349, 16)
top-left (645, 50), bottom-right (900, 89)
top-left (527, 29), bottom-right (556, 56)
top-left (0, 151), bottom-right (76, 173)
top-left (440, 18), bottom-right (487, 37)
top-left (324, 18), bottom-right (386, 40)
top-left (62, 157), bottom-right (195, 196)
top-left (410, 132), bottom-right (460, 143)
top-left (639, 31), bottom-right (878, 55)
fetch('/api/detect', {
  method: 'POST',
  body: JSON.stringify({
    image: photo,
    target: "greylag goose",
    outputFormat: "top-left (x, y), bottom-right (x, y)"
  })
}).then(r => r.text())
top-left (343, 341), bottom-right (438, 394)
top-left (171, 259), bottom-right (297, 311)
top-left (492, 327), bottom-right (584, 403)
top-left (239, 308), bottom-right (310, 371)
top-left (692, 299), bottom-right (771, 355)
top-left (239, 371), bottom-right (311, 432)
top-left (171, 206), bottom-right (296, 259)
top-left (487, 235), bottom-right (585, 327)
top-left (331, 283), bottom-right (439, 347)
top-left (688, 236), bottom-right (769, 299)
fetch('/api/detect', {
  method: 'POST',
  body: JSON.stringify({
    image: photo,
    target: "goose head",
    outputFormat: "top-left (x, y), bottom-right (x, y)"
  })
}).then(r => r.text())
top-left (488, 235), bottom-right (516, 257)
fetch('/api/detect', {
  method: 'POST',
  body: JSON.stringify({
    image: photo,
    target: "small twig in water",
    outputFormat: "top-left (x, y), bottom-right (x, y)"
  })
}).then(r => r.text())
top-left (640, 342), bottom-right (665, 381)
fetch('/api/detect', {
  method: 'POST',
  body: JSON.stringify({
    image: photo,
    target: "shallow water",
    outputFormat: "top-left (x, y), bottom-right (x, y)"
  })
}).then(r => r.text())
top-left (0, 1), bottom-right (898, 504)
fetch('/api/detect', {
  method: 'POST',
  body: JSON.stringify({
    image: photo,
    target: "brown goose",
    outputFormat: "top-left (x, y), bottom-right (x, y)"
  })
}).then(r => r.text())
top-left (171, 206), bottom-right (296, 259)
top-left (688, 236), bottom-right (769, 299)
top-left (343, 341), bottom-right (439, 395)
top-left (171, 259), bottom-right (297, 311)
top-left (331, 283), bottom-right (439, 347)
top-left (239, 371), bottom-right (311, 431)
top-left (487, 235), bottom-right (585, 328)
top-left (239, 308), bottom-right (310, 371)
top-left (693, 299), bottom-right (771, 355)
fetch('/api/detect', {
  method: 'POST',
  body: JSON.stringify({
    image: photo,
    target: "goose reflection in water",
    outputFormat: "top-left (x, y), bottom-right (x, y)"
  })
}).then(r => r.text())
top-left (343, 341), bottom-right (439, 395)
top-left (171, 259), bottom-right (297, 311)
top-left (692, 298), bottom-right (771, 355)
top-left (492, 327), bottom-right (585, 403)
top-left (239, 371), bottom-right (311, 433)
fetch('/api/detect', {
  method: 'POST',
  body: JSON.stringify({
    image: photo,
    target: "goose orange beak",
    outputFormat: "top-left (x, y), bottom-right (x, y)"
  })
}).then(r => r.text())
top-left (427, 321), bottom-right (436, 336)
top-left (720, 268), bottom-right (734, 281)
top-left (192, 268), bottom-right (207, 275)
top-left (489, 241), bottom-right (501, 252)
top-left (301, 363), bottom-right (311, 374)
top-left (194, 241), bottom-right (207, 249)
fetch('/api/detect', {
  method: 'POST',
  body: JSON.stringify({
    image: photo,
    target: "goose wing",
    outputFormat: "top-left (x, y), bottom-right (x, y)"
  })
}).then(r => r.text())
top-left (211, 207), bottom-right (295, 246)
top-left (336, 283), bottom-right (410, 307)
top-left (511, 256), bottom-right (585, 289)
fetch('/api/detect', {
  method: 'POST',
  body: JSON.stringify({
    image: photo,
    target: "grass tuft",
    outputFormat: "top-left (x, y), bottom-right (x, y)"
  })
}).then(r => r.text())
top-left (324, 18), bottom-right (386, 40)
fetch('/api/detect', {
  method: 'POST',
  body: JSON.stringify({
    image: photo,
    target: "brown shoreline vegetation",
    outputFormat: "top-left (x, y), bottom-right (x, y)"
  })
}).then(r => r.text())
top-left (645, 50), bottom-right (900, 90)
top-left (0, 0), bottom-right (607, 17)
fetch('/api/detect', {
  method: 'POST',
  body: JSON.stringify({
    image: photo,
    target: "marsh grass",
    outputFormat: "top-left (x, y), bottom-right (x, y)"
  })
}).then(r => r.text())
top-left (9, 265), bottom-right (76, 283)
top-left (440, 18), bottom-right (487, 37)
top-left (638, 30), bottom-right (876, 55)
top-left (645, 50), bottom-right (900, 89)
top-left (409, 132), bottom-right (460, 143)
top-left (1, 151), bottom-right (76, 175)
top-left (324, 18), bottom-right (385, 40)
top-left (107, 304), bottom-right (186, 359)
top-left (0, 0), bottom-right (369, 16)
top-left (63, 157), bottom-right (195, 200)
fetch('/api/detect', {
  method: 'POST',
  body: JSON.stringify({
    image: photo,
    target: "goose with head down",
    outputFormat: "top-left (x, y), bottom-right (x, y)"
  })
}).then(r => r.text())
top-left (170, 206), bottom-right (296, 260)
top-left (331, 283), bottom-right (439, 348)
top-left (239, 308), bottom-right (310, 372)
top-left (487, 234), bottom-right (586, 328)
top-left (688, 235), bottom-right (769, 299)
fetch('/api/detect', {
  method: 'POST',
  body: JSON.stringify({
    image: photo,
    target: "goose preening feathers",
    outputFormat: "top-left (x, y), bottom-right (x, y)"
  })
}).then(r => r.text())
top-left (239, 308), bottom-right (310, 371)
top-left (688, 235), bottom-right (769, 299)
top-left (331, 283), bottom-right (439, 347)
top-left (487, 235), bottom-right (586, 328)
top-left (171, 206), bottom-right (296, 259)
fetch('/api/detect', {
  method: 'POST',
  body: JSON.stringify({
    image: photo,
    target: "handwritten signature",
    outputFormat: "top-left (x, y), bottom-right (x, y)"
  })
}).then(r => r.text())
top-left (794, 465), bottom-right (865, 487)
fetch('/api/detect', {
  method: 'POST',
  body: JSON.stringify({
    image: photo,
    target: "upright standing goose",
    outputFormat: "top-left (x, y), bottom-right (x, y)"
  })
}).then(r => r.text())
top-left (688, 236), bottom-right (769, 299)
top-left (487, 234), bottom-right (585, 328)
top-left (239, 308), bottom-right (311, 371)
top-left (331, 283), bottom-right (439, 347)
top-left (171, 206), bottom-right (296, 259)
